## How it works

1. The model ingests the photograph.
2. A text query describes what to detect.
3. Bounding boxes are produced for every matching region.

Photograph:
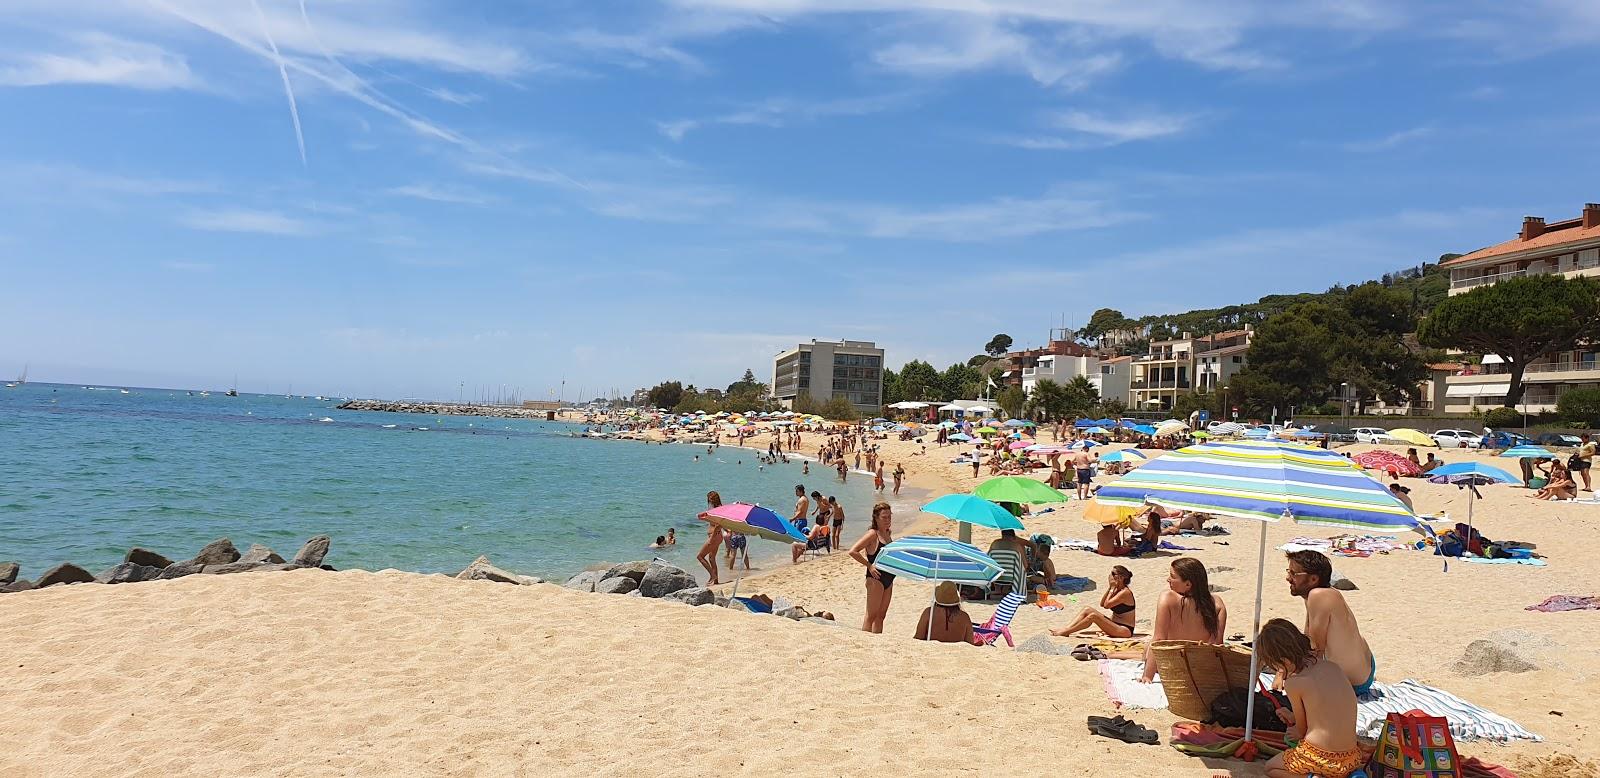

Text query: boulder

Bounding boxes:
[627,590,643,597]
[1330,571,1358,591]
[800,616,843,627]
[455,556,534,585]
[595,576,639,595]
[1,579,34,593]
[563,570,602,592]
[290,535,331,567]
[192,538,241,566]
[95,563,164,584]
[663,586,715,606]
[203,562,299,575]
[637,560,697,598]
[36,563,96,588]
[238,544,285,565]
[124,548,173,568]
[0,561,17,585]
[1013,635,1064,655]
[157,560,206,580]
[599,560,652,584]
[1453,639,1538,676]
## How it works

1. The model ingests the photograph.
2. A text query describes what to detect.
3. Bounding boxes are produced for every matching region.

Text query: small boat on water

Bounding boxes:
[119,389,130,394]
[5,364,27,388]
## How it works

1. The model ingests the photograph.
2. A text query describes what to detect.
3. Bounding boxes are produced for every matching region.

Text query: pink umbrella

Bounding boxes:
[1008,440,1032,450]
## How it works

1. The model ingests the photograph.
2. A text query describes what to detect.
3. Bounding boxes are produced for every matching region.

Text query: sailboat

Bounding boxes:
[226,374,238,397]
[4,364,26,388]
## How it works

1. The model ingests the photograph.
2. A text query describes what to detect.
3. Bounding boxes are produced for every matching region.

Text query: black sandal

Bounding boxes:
[1087,716,1159,745]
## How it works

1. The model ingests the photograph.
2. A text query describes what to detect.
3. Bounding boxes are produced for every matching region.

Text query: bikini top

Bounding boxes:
[1110,602,1135,615]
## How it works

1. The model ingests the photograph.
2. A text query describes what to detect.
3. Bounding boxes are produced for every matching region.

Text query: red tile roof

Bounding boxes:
[1443,217,1600,267]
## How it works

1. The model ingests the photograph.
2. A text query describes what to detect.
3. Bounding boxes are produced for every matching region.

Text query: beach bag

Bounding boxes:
[1367,709,1459,778]
[1206,688,1286,731]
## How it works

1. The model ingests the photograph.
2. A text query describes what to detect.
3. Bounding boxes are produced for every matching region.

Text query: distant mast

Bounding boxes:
[226,374,238,397]
[4,363,23,388]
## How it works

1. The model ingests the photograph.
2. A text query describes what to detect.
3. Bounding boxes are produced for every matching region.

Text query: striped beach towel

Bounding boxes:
[1356,680,1541,743]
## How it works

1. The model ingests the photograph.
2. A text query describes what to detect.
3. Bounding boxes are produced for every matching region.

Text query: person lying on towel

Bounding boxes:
[1256,619,1364,778]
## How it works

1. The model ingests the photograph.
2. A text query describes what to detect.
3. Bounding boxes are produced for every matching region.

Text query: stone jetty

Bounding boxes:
[337,399,560,420]
[0,535,337,593]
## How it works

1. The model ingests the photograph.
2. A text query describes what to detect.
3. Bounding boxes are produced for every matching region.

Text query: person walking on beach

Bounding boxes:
[697,491,726,586]
[1286,550,1376,697]
[874,462,885,491]
[1257,619,1363,778]
[1072,448,1093,500]
[850,502,895,633]
[1577,433,1595,491]
[892,463,904,496]
[836,458,848,482]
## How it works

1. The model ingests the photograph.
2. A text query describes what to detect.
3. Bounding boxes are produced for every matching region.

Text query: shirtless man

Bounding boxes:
[792,485,810,529]
[1286,550,1376,697]
[1071,448,1093,500]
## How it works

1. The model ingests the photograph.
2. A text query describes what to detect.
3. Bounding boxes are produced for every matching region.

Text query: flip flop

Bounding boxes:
[1087,716,1159,745]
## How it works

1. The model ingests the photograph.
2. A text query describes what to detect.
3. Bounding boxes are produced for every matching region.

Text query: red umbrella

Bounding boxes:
[1351,450,1421,477]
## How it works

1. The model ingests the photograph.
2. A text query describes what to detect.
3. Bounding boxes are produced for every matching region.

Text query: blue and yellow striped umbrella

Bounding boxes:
[872,536,1003,584]
[1096,439,1419,532]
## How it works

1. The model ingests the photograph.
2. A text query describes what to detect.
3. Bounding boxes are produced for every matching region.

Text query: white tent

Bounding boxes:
[937,403,964,412]
[888,401,930,409]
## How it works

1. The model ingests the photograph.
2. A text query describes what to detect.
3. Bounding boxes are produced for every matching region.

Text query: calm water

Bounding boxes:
[0,384,893,580]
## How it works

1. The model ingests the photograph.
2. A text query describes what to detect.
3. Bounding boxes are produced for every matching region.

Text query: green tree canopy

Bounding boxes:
[984,333,1014,357]
[646,380,684,409]
[939,362,984,401]
[1080,308,1136,343]
[1419,275,1600,408]
[1558,387,1600,427]
[997,384,1027,417]
[726,368,766,397]
[897,359,940,401]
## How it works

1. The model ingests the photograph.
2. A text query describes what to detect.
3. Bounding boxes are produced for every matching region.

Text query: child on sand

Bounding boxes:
[1257,618,1364,778]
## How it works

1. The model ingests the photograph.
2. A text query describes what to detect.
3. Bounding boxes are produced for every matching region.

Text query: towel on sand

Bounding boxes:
[1460,555,1547,566]
[1098,659,1170,711]
[1527,594,1600,612]
[1053,575,1093,594]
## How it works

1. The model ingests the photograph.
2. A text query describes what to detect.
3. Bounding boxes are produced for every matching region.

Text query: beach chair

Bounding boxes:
[971,592,1025,647]
[987,548,1028,599]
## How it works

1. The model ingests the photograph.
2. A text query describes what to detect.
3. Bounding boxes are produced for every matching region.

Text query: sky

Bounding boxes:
[2,1,1599,401]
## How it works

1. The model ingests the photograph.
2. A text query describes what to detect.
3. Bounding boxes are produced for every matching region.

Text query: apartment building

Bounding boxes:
[1440,203,1600,413]
[1002,332,1132,406]
[772,339,885,414]
[1130,328,1254,411]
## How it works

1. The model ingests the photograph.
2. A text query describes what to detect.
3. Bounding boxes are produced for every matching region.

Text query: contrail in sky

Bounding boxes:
[249,0,307,165]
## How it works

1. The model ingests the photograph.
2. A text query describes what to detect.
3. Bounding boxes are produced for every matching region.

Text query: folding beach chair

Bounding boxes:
[986,548,1028,599]
[971,592,1025,647]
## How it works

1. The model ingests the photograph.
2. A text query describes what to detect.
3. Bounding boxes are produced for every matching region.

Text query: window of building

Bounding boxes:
[1232,356,1242,364]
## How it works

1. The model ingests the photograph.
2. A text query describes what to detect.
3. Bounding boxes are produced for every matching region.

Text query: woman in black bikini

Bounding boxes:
[1050,565,1136,638]
[849,501,895,633]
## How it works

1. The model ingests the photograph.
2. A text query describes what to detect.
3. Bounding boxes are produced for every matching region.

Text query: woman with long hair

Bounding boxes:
[1140,557,1228,682]
[1050,565,1136,638]
[849,502,895,633]
[696,490,726,586]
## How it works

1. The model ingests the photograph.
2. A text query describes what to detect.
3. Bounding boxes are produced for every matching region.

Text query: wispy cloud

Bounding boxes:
[384,183,493,205]
[1000,108,1196,150]
[425,87,482,105]
[178,208,315,236]
[0,33,199,90]
[1341,125,1433,152]
[657,92,918,140]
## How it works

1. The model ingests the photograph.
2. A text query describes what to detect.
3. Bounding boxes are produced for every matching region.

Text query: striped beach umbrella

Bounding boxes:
[872,536,1004,584]
[1098,449,1148,464]
[1095,439,1421,745]
[1500,445,1555,460]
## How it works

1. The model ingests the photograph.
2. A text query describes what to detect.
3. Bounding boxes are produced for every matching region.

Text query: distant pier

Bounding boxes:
[337,398,566,420]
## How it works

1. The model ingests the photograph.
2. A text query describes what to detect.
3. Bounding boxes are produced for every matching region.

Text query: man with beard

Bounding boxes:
[1285,550,1376,697]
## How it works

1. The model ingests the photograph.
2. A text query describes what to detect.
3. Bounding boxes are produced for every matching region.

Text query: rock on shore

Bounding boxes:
[3,535,335,593]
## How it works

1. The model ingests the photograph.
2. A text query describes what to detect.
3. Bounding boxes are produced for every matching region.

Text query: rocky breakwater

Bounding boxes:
[0,535,336,594]
[337,399,557,420]
[562,558,840,624]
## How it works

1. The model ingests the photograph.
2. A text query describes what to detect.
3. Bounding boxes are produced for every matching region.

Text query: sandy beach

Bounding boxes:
[4,428,1599,776]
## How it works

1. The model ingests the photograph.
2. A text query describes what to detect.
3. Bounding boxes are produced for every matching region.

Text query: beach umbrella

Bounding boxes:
[1073,419,1097,428]
[974,476,1070,504]
[1007,439,1032,450]
[1190,430,1211,439]
[937,403,964,412]
[948,432,973,442]
[1096,418,1117,427]
[976,426,998,436]
[1085,426,1111,435]
[873,535,1004,640]
[1209,422,1245,435]
[1098,449,1148,464]
[1427,462,1522,565]
[1003,419,1028,427]
[1132,424,1158,436]
[1083,496,1143,527]
[700,502,808,544]
[937,420,958,428]
[921,494,1025,530]
[1350,450,1422,478]
[1387,428,1438,447]
[870,417,889,423]
[1500,445,1555,460]
[1242,427,1270,439]
[1068,439,1100,450]
[1096,439,1420,745]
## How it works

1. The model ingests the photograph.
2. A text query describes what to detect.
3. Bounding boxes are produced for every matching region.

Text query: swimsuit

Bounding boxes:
[726,533,746,550]
[1353,652,1377,697]
[1281,741,1367,778]
[866,538,895,590]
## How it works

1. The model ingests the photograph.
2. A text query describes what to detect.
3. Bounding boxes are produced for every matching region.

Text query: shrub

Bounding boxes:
[1557,388,1600,427]
[1482,407,1522,429]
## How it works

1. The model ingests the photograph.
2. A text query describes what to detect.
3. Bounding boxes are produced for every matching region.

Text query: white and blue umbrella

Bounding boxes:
[1098,449,1148,464]
[1085,426,1112,435]
[1499,445,1555,460]
[1428,462,1522,562]
[874,536,1004,641]
[921,494,1025,530]
[1068,439,1100,450]
[1097,439,1421,744]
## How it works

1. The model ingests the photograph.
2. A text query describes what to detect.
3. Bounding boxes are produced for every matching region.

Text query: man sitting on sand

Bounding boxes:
[914,582,974,644]
[1257,618,1364,778]
[1286,550,1376,697]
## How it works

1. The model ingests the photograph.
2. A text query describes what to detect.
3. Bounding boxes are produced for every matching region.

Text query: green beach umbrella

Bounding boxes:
[974,476,1070,504]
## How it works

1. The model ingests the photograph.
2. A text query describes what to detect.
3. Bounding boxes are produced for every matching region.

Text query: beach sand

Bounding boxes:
[4,429,1599,776]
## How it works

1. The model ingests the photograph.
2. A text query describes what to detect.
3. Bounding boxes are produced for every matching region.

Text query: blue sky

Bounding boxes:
[2,1,1599,400]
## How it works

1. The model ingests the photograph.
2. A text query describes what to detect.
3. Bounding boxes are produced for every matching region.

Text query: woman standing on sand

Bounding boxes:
[1140,557,1227,683]
[697,491,726,586]
[850,502,895,633]
[892,464,905,496]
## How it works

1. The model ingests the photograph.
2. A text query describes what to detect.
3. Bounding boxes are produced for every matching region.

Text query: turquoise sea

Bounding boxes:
[0,383,895,580]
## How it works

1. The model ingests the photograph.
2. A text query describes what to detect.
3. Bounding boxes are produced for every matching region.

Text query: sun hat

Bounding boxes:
[934,581,961,607]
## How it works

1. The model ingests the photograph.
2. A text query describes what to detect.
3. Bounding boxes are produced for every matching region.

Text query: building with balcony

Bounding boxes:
[1000,331,1133,407]
[1439,203,1600,412]
[772,339,885,414]
[1129,328,1254,411]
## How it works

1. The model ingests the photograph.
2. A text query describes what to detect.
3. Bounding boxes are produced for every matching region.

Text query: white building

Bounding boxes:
[772,339,885,414]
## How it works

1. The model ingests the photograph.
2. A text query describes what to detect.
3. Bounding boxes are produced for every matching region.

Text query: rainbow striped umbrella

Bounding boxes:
[700,503,807,544]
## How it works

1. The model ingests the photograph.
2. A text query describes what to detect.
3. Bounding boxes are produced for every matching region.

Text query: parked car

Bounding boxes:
[1479,430,1530,449]
[1432,429,1483,449]
[1535,432,1584,448]
[1352,427,1391,444]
